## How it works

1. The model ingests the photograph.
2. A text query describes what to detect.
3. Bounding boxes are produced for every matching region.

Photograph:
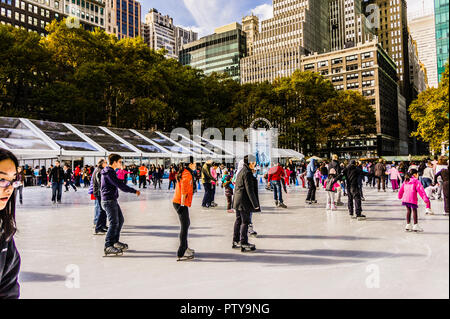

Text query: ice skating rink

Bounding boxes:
[15,183,449,299]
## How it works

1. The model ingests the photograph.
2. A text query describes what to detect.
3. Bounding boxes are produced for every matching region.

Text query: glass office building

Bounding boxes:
[178,23,247,82]
[116,0,140,39]
[435,0,449,83]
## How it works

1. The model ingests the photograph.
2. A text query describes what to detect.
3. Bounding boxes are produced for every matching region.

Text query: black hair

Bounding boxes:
[108,153,122,165]
[405,169,418,183]
[176,162,187,182]
[0,148,19,242]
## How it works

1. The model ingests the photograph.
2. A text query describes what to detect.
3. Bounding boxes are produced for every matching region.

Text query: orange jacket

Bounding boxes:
[173,169,194,207]
[139,166,148,176]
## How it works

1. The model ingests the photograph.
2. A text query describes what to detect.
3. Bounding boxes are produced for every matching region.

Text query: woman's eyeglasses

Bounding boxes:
[0,179,21,189]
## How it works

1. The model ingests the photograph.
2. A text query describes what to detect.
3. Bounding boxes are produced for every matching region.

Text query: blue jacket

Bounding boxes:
[306,159,316,179]
[100,166,136,201]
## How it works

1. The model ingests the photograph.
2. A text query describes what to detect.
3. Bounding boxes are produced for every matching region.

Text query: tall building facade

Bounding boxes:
[408,12,438,88]
[242,14,259,56]
[329,0,375,51]
[104,0,116,36]
[301,40,401,157]
[179,23,247,82]
[142,8,197,59]
[408,34,427,93]
[0,0,106,35]
[434,0,449,82]
[115,0,140,40]
[241,0,329,84]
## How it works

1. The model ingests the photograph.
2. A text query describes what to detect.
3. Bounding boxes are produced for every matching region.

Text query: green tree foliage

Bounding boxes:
[409,62,449,152]
[0,21,378,154]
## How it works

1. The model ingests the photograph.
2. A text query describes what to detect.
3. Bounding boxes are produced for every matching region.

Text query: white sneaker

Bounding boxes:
[405,223,412,232]
[425,208,434,215]
[412,224,424,232]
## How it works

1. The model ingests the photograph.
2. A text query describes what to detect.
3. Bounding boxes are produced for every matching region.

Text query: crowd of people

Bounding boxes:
[2,147,448,298]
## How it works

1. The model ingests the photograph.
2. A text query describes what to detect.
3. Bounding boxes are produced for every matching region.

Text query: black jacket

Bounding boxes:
[49,166,64,183]
[92,167,102,198]
[328,160,341,175]
[232,164,260,212]
[0,237,20,299]
[339,164,368,188]
[63,168,73,182]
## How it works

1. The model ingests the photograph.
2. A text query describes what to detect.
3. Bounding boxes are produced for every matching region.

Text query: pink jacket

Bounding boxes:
[388,167,401,180]
[210,167,217,186]
[398,177,430,208]
[116,169,131,181]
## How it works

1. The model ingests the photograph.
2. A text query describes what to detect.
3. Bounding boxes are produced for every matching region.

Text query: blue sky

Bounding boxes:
[138,0,433,37]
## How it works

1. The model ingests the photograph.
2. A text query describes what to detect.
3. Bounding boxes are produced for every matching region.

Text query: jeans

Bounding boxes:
[16,186,23,203]
[102,200,124,248]
[51,181,63,202]
[233,209,251,244]
[422,177,432,189]
[306,177,316,201]
[173,203,190,258]
[94,198,107,232]
[347,186,362,216]
[65,180,77,191]
[271,180,283,203]
[202,183,212,207]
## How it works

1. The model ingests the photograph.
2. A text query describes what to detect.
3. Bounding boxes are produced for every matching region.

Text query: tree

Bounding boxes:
[409,62,449,152]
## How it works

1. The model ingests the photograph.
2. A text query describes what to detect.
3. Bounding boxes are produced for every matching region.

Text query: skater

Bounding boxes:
[324,168,340,211]
[16,166,24,205]
[168,167,177,190]
[388,164,401,192]
[374,159,386,192]
[421,161,435,189]
[232,155,260,252]
[288,159,297,186]
[0,149,21,299]
[306,158,317,204]
[63,164,77,192]
[48,160,64,205]
[172,158,197,261]
[398,169,432,232]
[267,163,287,208]
[222,170,234,213]
[101,154,141,256]
[91,159,108,235]
[201,159,216,209]
[138,164,148,189]
[434,165,449,216]
[338,160,368,220]
[210,163,219,207]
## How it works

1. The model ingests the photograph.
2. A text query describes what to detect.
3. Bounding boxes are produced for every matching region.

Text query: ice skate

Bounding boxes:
[93,229,106,235]
[350,214,357,219]
[425,208,434,215]
[326,204,331,210]
[114,242,128,251]
[443,212,449,216]
[227,209,234,213]
[405,223,412,232]
[356,214,367,221]
[331,204,337,211]
[278,202,287,208]
[412,224,423,232]
[241,243,256,252]
[177,249,194,261]
[104,246,123,257]
[248,224,258,238]
[275,200,279,207]
[232,241,241,249]
[336,201,344,206]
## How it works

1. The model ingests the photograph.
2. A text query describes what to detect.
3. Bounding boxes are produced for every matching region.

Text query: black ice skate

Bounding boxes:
[241,243,256,252]
[356,214,367,221]
[104,246,123,257]
[232,241,241,249]
[248,224,258,238]
[114,242,128,251]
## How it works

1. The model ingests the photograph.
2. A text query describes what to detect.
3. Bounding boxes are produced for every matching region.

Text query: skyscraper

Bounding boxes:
[241,0,329,84]
[434,0,449,83]
[242,14,259,56]
[115,0,140,40]
[141,8,197,59]
[408,11,438,88]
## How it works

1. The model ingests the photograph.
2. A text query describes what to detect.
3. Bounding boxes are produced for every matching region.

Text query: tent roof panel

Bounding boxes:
[72,124,135,153]
[0,117,54,151]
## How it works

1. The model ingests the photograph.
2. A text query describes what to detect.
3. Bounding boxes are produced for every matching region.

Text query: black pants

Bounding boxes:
[139,175,146,188]
[168,180,176,189]
[306,177,316,201]
[202,183,212,207]
[65,180,77,191]
[375,176,385,190]
[347,186,362,216]
[233,209,251,244]
[154,178,161,189]
[173,203,190,258]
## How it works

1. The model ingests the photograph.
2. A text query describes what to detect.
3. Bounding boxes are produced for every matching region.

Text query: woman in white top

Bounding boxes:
[422,161,435,189]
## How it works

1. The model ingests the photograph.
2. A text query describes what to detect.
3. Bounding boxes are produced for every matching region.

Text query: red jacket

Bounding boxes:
[268,165,285,182]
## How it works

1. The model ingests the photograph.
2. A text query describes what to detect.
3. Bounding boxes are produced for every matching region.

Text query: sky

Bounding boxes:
[138,0,434,37]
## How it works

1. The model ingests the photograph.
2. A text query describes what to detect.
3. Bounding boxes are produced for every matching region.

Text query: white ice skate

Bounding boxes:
[326,204,331,211]
[412,224,424,232]
[248,224,258,238]
[405,223,412,232]
[177,249,194,261]
[425,208,434,215]
[331,204,337,211]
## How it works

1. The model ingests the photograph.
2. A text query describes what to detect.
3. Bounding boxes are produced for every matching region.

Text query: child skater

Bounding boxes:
[222,170,234,213]
[388,164,401,192]
[324,168,340,211]
[398,169,433,232]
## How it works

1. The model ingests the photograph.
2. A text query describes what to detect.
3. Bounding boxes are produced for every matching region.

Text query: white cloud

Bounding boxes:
[182,0,240,37]
[251,3,273,21]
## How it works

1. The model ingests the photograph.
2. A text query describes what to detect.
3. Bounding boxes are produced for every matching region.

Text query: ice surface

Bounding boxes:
[15,182,449,299]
